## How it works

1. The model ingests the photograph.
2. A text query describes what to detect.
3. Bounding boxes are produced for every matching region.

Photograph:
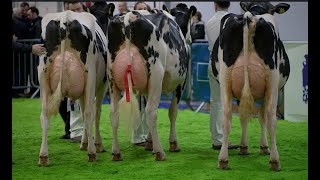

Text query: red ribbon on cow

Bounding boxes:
[124,64,134,102]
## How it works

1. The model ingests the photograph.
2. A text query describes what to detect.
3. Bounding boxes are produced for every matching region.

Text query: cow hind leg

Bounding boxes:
[110,85,122,161]
[146,76,165,161]
[258,103,270,155]
[94,85,107,153]
[168,89,181,152]
[217,71,233,170]
[38,74,51,166]
[79,99,88,151]
[238,117,249,155]
[266,97,281,171]
[265,74,281,171]
[145,130,153,151]
[81,68,98,162]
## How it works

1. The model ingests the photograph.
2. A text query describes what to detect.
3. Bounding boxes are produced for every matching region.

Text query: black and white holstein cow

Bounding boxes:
[37,8,114,165]
[106,5,196,161]
[210,2,290,171]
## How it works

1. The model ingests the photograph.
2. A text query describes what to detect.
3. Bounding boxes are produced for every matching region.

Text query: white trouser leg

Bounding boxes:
[208,62,223,145]
[131,96,147,144]
[68,99,84,138]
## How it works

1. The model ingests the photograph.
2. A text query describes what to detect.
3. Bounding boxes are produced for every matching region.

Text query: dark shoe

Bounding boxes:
[69,136,82,143]
[60,134,70,139]
[212,142,240,150]
[133,141,147,146]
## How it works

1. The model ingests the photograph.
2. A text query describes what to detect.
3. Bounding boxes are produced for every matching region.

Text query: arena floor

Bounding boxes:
[12,99,308,179]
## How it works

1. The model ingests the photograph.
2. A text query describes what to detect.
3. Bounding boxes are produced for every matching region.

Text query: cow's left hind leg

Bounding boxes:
[110,85,122,161]
[217,68,233,170]
[145,130,153,151]
[238,118,249,155]
[94,85,107,153]
[168,90,181,152]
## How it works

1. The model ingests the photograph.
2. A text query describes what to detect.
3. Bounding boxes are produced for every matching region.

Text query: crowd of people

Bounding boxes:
[12,1,240,150]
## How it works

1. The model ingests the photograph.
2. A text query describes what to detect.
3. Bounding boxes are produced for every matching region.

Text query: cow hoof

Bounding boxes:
[38,156,49,166]
[259,146,270,155]
[112,153,123,161]
[80,142,88,151]
[88,153,98,162]
[269,160,281,171]
[218,160,229,170]
[95,143,106,153]
[238,146,249,155]
[169,141,181,152]
[145,141,153,151]
[155,152,166,161]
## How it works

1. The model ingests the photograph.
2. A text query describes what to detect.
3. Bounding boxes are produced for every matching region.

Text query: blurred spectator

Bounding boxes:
[63,1,69,11]
[190,12,205,41]
[89,1,109,33]
[134,1,150,10]
[27,7,42,39]
[20,2,29,22]
[115,2,130,16]
[12,35,46,56]
[68,1,84,13]
[85,2,93,8]
[12,8,29,39]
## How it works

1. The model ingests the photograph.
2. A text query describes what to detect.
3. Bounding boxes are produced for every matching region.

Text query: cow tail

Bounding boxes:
[47,18,66,116]
[239,12,255,122]
[118,22,141,141]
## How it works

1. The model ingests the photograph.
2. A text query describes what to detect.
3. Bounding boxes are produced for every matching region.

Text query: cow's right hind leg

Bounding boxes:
[238,117,249,155]
[146,74,165,161]
[258,103,270,155]
[38,73,51,166]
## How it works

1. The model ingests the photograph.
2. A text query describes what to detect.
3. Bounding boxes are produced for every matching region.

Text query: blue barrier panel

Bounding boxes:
[191,43,210,102]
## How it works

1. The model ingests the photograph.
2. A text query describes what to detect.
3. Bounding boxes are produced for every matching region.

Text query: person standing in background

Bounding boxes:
[115,2,130,16]
[206,1,240,150]
[190,12,206,42]
[27,7,42,39]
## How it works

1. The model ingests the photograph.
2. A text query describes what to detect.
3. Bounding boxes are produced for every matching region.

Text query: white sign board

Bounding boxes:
[283,42,308,122]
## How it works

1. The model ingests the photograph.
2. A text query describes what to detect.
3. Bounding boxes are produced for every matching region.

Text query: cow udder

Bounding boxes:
[231,51,267,100]
[112,46,148,94]
[49,51,85,100]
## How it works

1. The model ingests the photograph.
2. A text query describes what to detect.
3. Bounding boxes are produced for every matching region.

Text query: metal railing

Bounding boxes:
[12,39,41,98]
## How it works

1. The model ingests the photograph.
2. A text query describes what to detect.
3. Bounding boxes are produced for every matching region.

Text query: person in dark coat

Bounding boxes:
[26,7,42,39]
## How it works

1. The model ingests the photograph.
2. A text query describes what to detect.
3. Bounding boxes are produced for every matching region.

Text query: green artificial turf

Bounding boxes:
[12,99,308,180]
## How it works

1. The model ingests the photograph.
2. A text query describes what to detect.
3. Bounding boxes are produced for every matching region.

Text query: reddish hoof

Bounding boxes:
[145,141,153,151]
[238,146,250,155]
[259,146,270,155]
[38,156,49,166]
[95,143,106,153]
[269,160,281,171]
[218,160,229,170]
[80,142,88,151]
[155,152,166,161]
[88,153,98,162]
[169,141,181,152]
[112,153,123,161]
